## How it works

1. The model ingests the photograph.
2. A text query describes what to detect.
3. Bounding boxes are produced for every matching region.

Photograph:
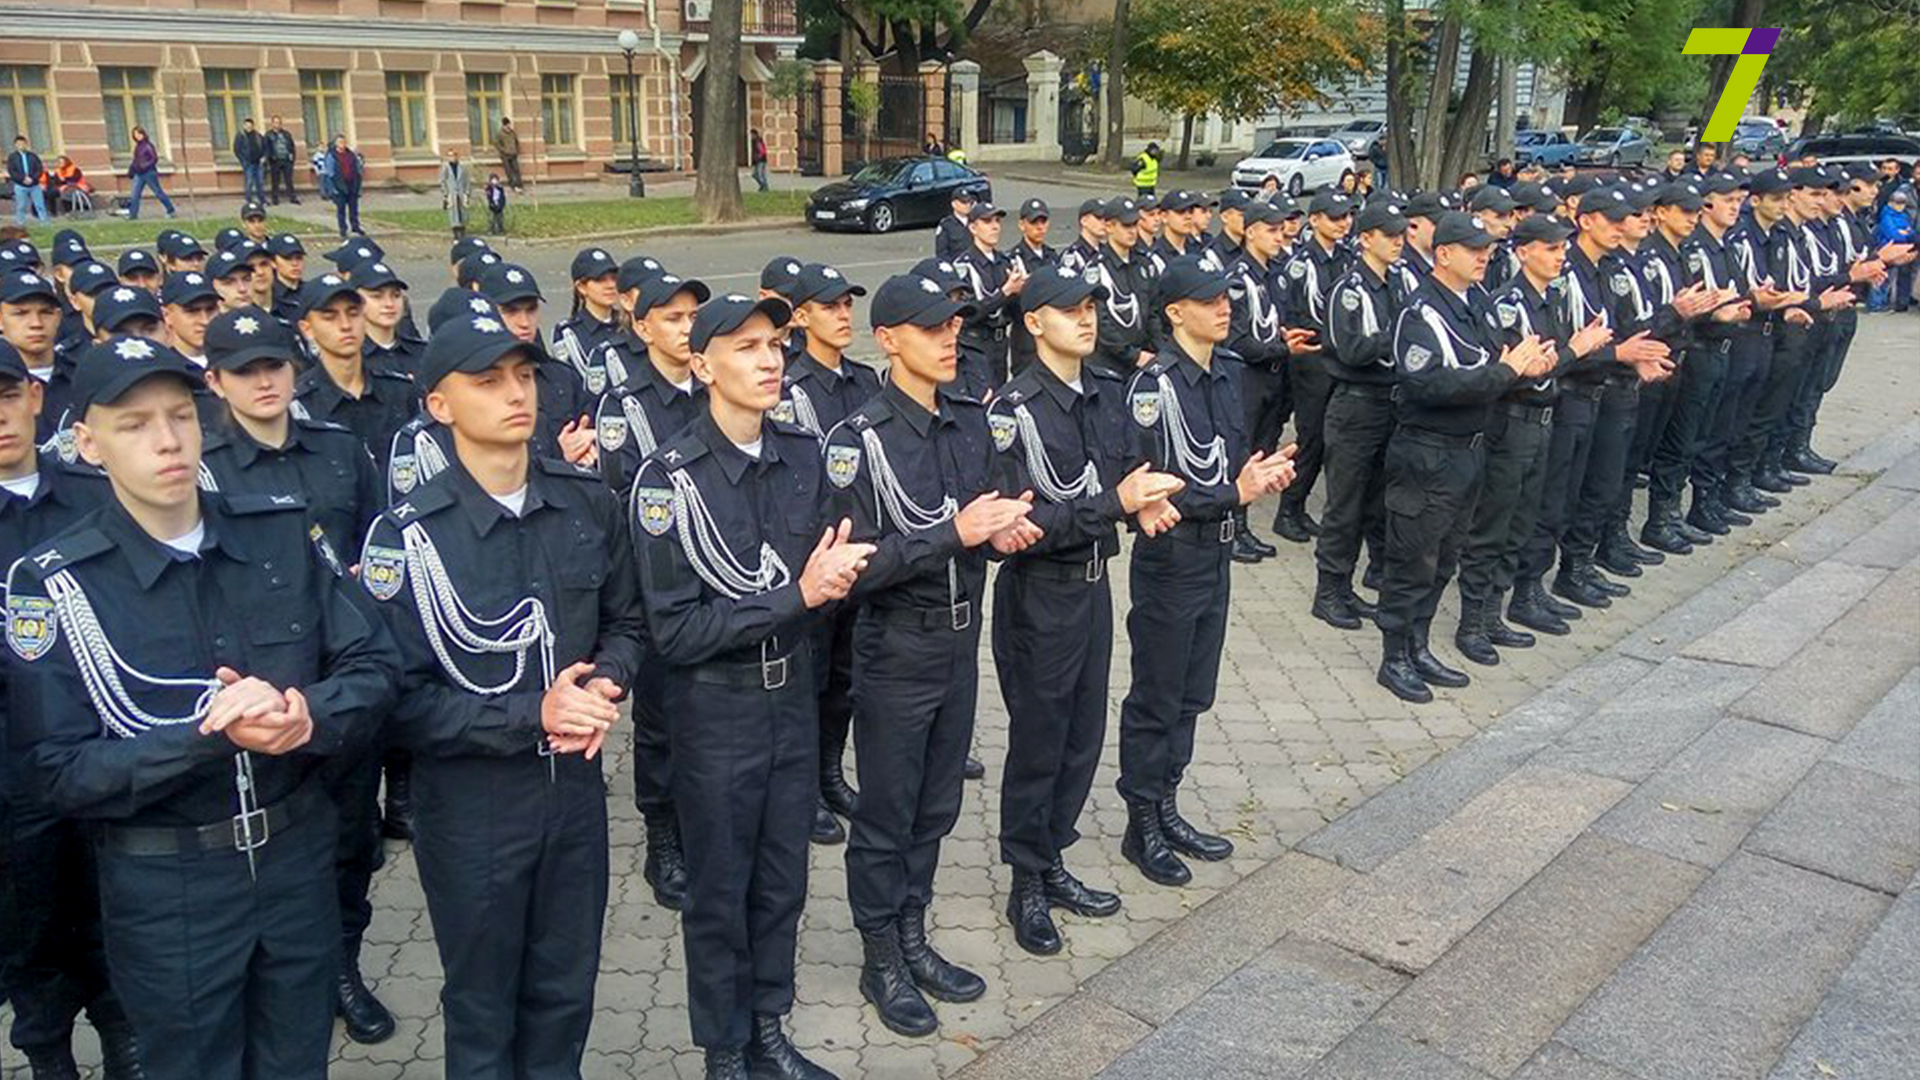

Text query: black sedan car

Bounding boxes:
[806,156,991,234]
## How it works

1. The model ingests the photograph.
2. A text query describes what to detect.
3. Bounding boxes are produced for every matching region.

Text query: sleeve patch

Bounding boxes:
[362,544,407,602]
[826,445,862,489]
[634,486,676,536]
[6,592,57,661]
[597,414,629,452]
[1131,390,1161,428]
[390,453,418,495]
[1340,288,1361,311]
[310,524,346,578]
[1404,344,1433,372]
[989,413,1017,452]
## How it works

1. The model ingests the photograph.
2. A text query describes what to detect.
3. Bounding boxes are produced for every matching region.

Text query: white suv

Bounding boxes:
[1231,138,1355,196]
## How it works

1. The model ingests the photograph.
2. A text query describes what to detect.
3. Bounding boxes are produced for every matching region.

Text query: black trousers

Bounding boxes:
[95,785,338,1080]
[1277,353,1334,515]
[1697,334,1762,487]
[1519,387,1600,581]
[320,733,385,959]
[413,750,609,1079]
[670,646,817,1051]
[267,160,296,203]
[1722,330,1777,481]
[845,607,980,932]
[1239,363,1290,455]
[994,557,1113,873]
[632,659,675,819]
[1117,532,1229,804]
[1459,404,1554,605]
[1752,324,1814,468]
[1377,428,1486,639]
[0,801,126,1056]
[1624,368,1680,511]
[1651,342,1728,505]
[813,606,857,775]
[1564,379,1638,560]
[1314,383,1394,581]
[1788,313,1855,445]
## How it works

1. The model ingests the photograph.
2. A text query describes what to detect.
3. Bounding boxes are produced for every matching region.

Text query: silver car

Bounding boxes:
[1572,126,1653,168]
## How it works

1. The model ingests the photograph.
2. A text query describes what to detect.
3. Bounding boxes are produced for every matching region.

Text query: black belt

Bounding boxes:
[1561,381,1604,401]
[1332,381,1395,399]
[1399,426,1484,449]
[869,600,975,632]
[689,642,800,692]
[964,327,1009,343]
[1165,517,1236,545]
[1499,401,1553,425]
[1015,550,1107,583]
[101,781,320,858]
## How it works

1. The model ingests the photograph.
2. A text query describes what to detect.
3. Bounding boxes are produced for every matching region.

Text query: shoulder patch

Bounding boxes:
[1497,301,1520,329]
[362,543,406,601]
[633,486,675,536]
[1131,389,1161,428]
[989,413,1017,452]
[597,412,629,452]
[1340,288,1361,312]
[769,398,797,425]
[1404,344,1433,372]
[6,589,57,662]
[825,444,862,488]
[390,452,418,495]
[1611,272,1633,297]
[1288,260,1307,280]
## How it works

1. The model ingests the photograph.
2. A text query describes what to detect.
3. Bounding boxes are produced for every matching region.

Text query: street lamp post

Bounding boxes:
[618,29,646,197]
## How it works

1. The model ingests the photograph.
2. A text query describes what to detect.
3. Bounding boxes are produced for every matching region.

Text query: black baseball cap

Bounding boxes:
[1653,182,1706,211]
[325,238,384,271]
[449,236,491,265]
[456,250,504,288]
[570,247,619,281]
[1557,174,1600,198]
[161,270,219,306]
[428,287,498,334]
[1433,212,1496,249]
[50,232,92,267]
[1154,257,1230,304]
[1622,182,1660,212]
[1355,202,1408,236]
[1270,194,1305,218]
[353,261,408,291]
[632,272,712,318]
[1098,197,1141,224]
[1219,189,1253,213]
[71,336,200,412]
[298,272,363,316]
[1701,172,1744,196]
[205,250,250,282]
[205,306,297,371]
[689,293,791,353]
[1163,190,1217,212]
[1578,185,1638,222]
[266,233,306,258]
[1020,262,1108,312]
[967,202,1008,223]
[1243,202,1290,227]
[1077,198,1106,219]
[0,241,39,269]
[1467,186,1519,214]
[1748,168,1793,195]
[0,269,58,305]
[68,261,118,297]
[1136,194,1160,212]
[1404,191,1451,221]
[157,234,205,260]
[479,263,544,306]
[116,250,160,278]
[1308,190,1356,217]
[948,188,979,204]
[420,309,537,390]
[790,263,866,307]
[760,257,805,298]
[1788,166,1829,190]
[92,285,164,332]
[1511,214,1574,246]
[1510,182,1559,214]
[214,227,248,252]
[1018,198,1050,221]
[908,258,967,293]
[869,273,977,329]
[618,256,665,293]
[0,341,29,383]
[240,201,267,221]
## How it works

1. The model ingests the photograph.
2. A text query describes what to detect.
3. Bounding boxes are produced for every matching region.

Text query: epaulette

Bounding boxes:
[201,428,235,453]
[767,417,818,442]
[537,455,603,482]
[1141,356,1171,377]
[294,416,353,435]
[386,481,456,522]
[646,435,708,470]
[222,492,308,515]
[17,527,113,576]
[1086,366,1125,384]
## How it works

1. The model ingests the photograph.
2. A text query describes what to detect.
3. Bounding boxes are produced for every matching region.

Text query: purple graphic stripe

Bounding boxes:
[1744,27,1781,54]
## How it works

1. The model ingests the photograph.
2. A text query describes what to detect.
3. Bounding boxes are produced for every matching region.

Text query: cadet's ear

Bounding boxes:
[424,387,454,428]
[688,350,716,387]
[73,420,103,468]
[873,324,897,358]
[1022,308,1042,337]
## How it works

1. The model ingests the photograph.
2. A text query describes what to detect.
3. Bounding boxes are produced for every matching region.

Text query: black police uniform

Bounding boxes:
[1008,239,1056,376]
[6,488,394,1080]
[1226,246,1293,460]
[954,241,1019,395]
[0,456,133,1076]
[1697,212,1773,515]
[363,328,426,382]
[1621,225,1699,549]
[1786,200,1863,463]
[1376,274,1514,696]
[292,358,416,472]
[594,341,706,499]
[1665,217,1744,530]
[1316,258,1401,614]
[1275,233,1350,535]
[1749,205,1831,488]
[362,453,643,1078]
[631,407,828,1059]
[934,212,972,261]
[1088,239,1158,378]
[1059,237,1100,278]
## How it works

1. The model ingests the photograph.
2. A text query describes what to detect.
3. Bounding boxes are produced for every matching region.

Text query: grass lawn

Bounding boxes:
[17,214,313,250]
[361,190,811,239]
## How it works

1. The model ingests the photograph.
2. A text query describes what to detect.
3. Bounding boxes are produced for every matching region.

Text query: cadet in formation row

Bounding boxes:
[0,150,1908,1080]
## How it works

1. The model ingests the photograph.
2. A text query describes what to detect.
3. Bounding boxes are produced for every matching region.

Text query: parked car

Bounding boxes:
[805,156,991,234]
[1231,137,1355,196]
[1571,126,1654,168]
[1515,129,1580,167]
[1330,119,1385,156]
[1730,117,1790,159]
[1785,132,1920,169]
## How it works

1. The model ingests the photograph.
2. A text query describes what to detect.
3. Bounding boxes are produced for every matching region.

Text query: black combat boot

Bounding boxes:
[1552,557,1612,609]
[1507,578,1570,636]
[1310,573,1362,630]
[704,1048,750,1080]
[899,903,985,1003]
[1597,528,1647,576]
[1410,622,1470,688]
[858,923,937,1037]
[1121,798,1191,886]
[1579,560,1629,597]
[820,740,859,819]
[1730,476,1779,508]
[1686,488,1730,535]
[1271,503,1312,543]
[1043,856,1121,917]
[1483,591,1536,649]
[1707,485,1751,527]
[1158,786,1233,861]
[336,948,397,1045]
[1638,503,1691,557]
[747,1013,837,1079]
[96,1016,148,1080]
[1348,586,1378,621]
[1006,870,1062,956]
[1230,525,1269,564]
[1453,598,1499,667]
[643,812,690,910]
[1238,508,1277,557]
[381,761,415,841]
[810,799,846,846]
[25,1047,81,1080]
[1376,632,1432,703]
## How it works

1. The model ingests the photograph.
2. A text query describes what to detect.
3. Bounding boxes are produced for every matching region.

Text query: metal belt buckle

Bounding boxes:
[231,807,271,853]
[1541,406,1554,426]
[1470,432,1485,450]
[762,656,789,691]
[1218,518,1236,544]
[1085,556,1104,583]
[1719,339,1732,355]
[950,601,973,632]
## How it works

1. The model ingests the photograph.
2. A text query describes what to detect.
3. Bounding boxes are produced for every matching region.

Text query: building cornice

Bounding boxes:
[0,5,687,54]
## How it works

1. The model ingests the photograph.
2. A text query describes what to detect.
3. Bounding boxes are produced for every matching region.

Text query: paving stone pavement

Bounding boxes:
[5,313,1918,1079]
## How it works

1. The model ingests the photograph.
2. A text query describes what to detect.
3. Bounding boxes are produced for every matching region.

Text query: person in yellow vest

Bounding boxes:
[946,146,969,166]
[1132,143,1161,199]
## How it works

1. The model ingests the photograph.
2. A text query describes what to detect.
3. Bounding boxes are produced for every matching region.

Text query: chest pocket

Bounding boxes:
[556,514,609,594]
[241,556,322,671]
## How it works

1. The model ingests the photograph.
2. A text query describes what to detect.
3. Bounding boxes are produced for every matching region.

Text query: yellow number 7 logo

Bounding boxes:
[1685,28,1780,143]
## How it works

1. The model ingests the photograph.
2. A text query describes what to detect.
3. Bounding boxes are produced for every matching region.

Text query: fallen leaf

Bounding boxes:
[1660,801,1683,812]
[1815,1061,1838,1077]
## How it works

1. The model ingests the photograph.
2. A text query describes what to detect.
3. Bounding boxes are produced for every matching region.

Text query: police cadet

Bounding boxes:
[953,201,1029,395]
[1224,201,1313,564]
[1314,201,1410,629]
[555,247,625,399]
[266,235,306,323]
[5,333,395,1080]
[1271,189,1354,544]
[1729,168,1819,502]
[1760,168,1863,486]
[1373,214,1556,703]
[116,250,161,296]
[448,236,491,286]
[61,261,116,356]
[1461,215,1614,651]
[988,265,1185,956]
[358,312,644,1077]
[1008,199,1057,377]
[1209,189,1250,270]
[1688,169,1775,529]
[155,233,207,277]
[1150,190,1211,266]
[1085,198,1158,377]
[934,188,978,261]
[476,262,599,465]
[202,249,253,315]
[1400,192,1448,285]
[776,263,881,846]
[291,273,416,462]
[47,232,94,348]
[1136,194,1165,249]
[822,273,1040,1038]
[1,270,63,441]
[594,269,712,909]
[1119,257,1295,882]
[631,292,869,1080]
[0,340,140,1080]
[1058,198,1107,276]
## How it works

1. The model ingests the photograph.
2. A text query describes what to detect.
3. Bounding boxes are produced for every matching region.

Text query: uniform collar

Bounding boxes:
[693,409,784,485]
[102,493,250,591]
[222,418,317,467]
[1030,359,1095,409]
[881,379,953,437]
[790,349,854,387]
[628,350,697,406]
[1163,341,1225,385]
[444,454,557,537]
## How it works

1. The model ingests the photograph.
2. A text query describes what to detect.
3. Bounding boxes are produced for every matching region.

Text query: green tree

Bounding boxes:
[1766,0,1920,130]
[801,0,995,69]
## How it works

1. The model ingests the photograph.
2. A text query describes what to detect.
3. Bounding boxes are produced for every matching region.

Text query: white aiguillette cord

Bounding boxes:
[665,467,791,600]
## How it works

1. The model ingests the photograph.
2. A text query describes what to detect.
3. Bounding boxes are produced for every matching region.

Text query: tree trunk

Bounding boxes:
[1383,0,1416,187]
[1103,0,1131,167]
[1440,45,1497,188]
[1177,112,1195,169]
[1495,54,1517,157]
[1416,15,1463,190]
[1697,0,1769,154]
[696,0,747,223]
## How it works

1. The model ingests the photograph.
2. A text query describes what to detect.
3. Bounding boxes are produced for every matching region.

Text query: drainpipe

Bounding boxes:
[644,0,685,171]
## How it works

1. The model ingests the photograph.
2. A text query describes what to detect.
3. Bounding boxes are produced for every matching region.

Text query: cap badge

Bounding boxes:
[115,338,156,360]
[234,316,260,335]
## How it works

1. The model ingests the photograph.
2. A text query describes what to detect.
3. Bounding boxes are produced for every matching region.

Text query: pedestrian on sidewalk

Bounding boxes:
[8,135,49,223]
[439,148,472,241]
[124,126,176,220]
[232,116,268,206]
[325,135,365,237]
[266,115,300,204]
[485,173,507,235]
[494,118,523,192]
[750,128,770,192]
[1130,142,1160,199]
[1873,189,1914,313]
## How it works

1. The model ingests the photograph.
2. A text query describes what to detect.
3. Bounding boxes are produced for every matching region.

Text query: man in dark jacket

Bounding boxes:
[232,118,268,207]
[7,136,48,224]
[265,116,299,205]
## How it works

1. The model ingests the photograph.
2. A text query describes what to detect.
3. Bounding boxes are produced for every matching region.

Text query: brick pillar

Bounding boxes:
[919,60,946,148]
[816,61,844,177]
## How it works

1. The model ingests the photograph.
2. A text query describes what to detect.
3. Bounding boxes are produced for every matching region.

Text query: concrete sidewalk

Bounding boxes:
[959,419,1920,1080]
